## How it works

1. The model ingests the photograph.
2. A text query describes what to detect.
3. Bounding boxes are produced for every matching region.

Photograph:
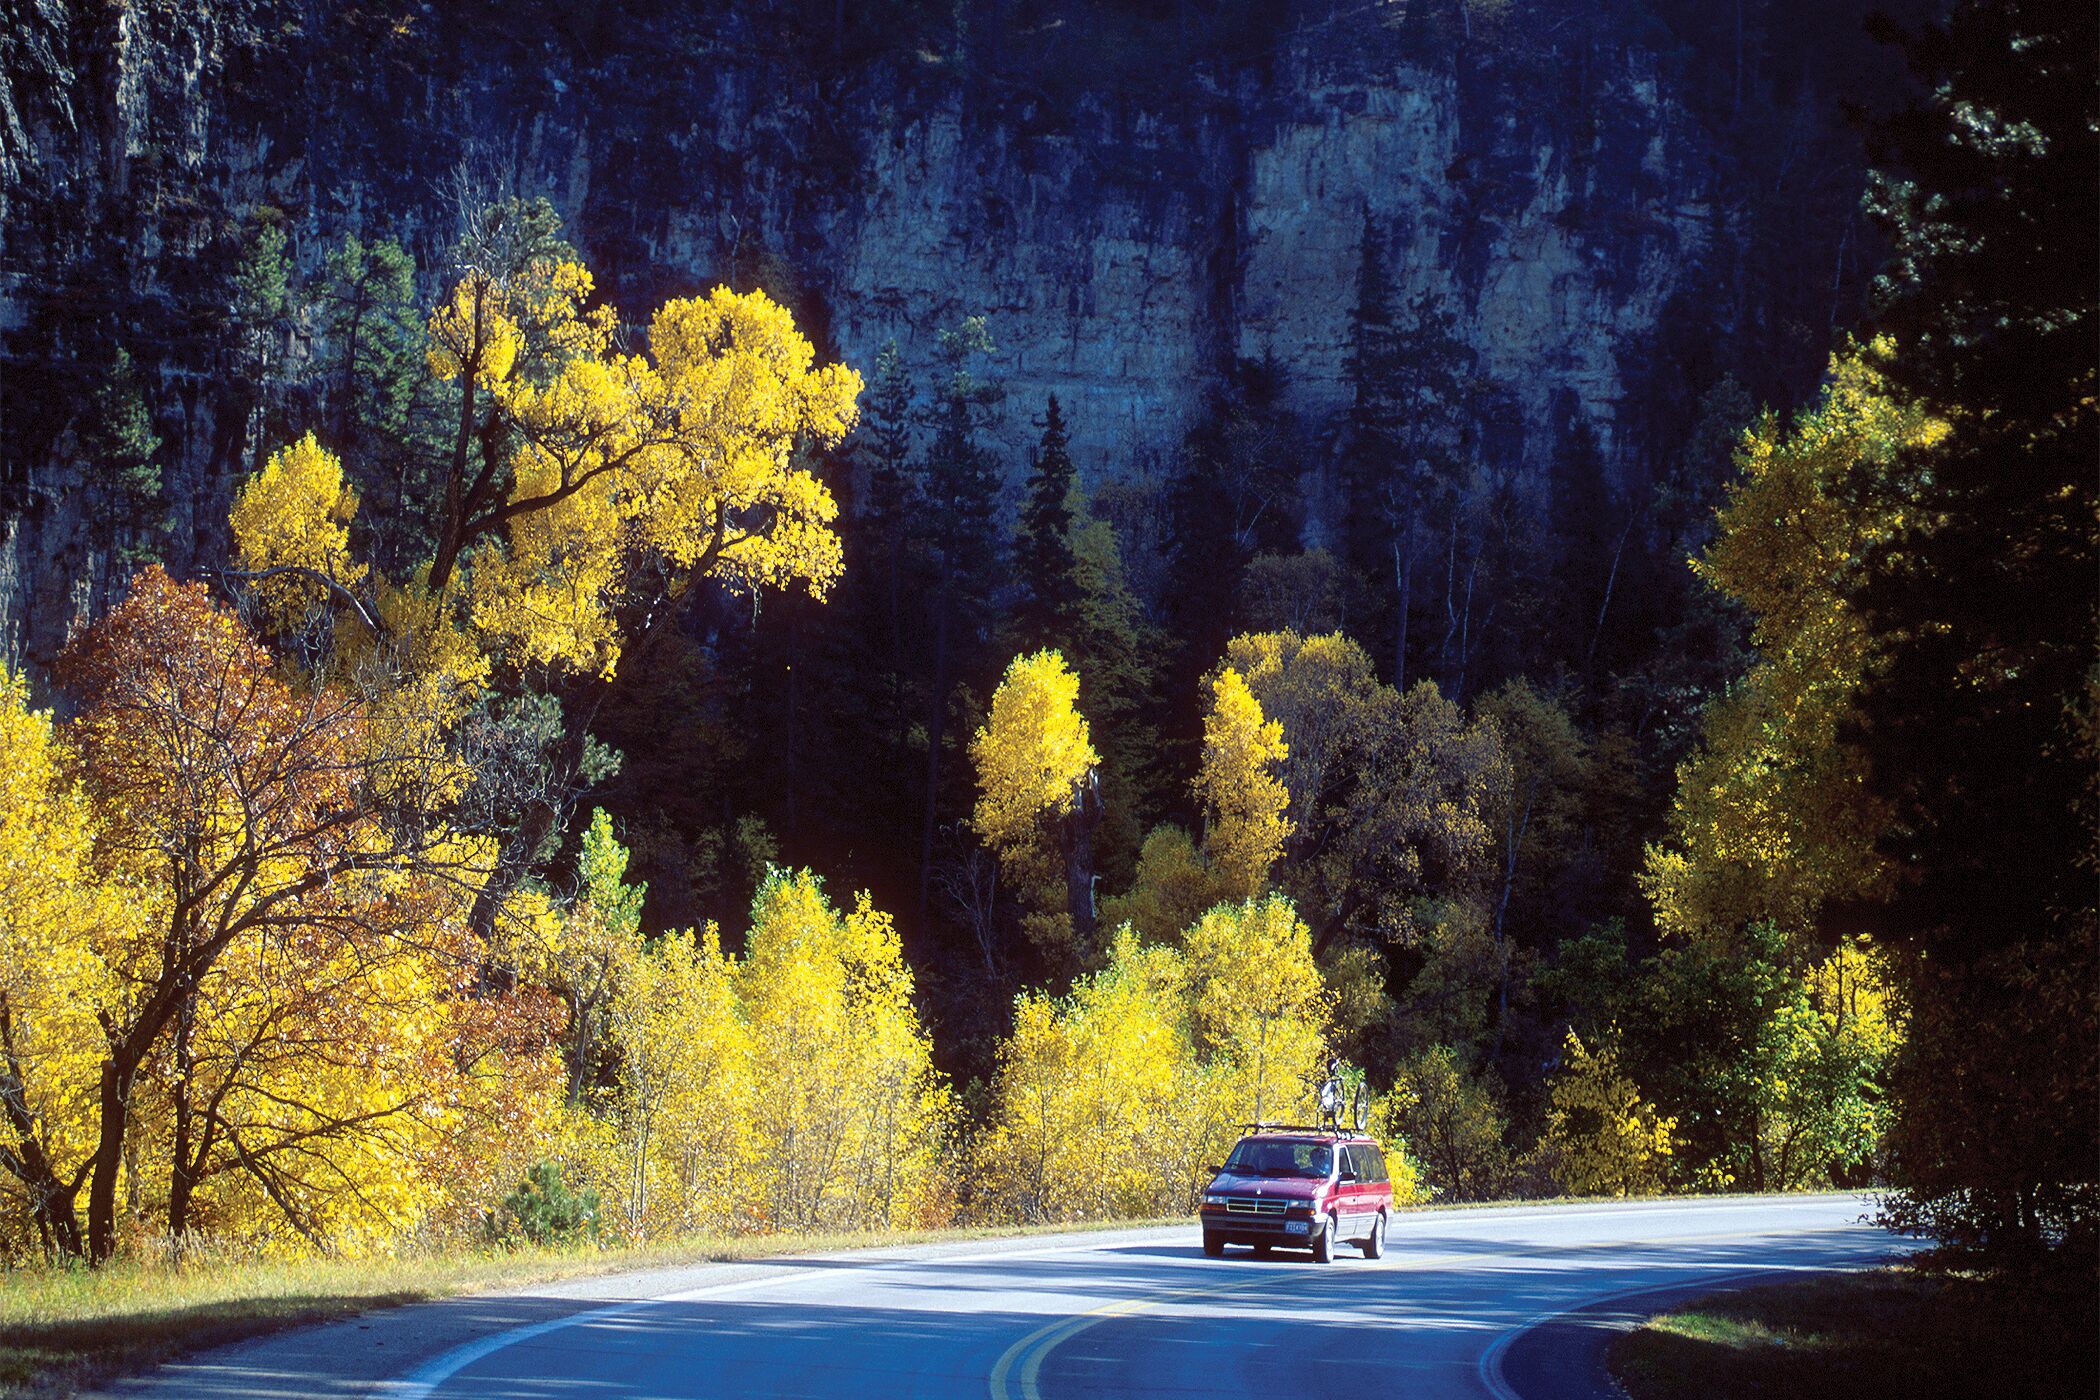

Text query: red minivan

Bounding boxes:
[1199,1129,1394,1262]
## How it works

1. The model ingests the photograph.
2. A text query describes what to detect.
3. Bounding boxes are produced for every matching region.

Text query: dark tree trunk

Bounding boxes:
[0,1004,85,1258]
[917,593,952,923]
[429,361,478,594]
[86,1054,137,1263]
[167,994,198,1240]
[1061,769,1104,946]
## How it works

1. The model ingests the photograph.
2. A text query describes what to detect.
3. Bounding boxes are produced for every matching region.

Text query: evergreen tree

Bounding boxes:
[1623,374,1756,777]
[1013,395,1084,655]
[1851,0,2097,1252]
[315,234,439,571]
[1159,358,1305,759]
[916,318,1004,917]
[75,346,161,548]
[1544,416,1626,677]
[1851,0,2096,963]
[859,339,923,786]
[863,339,915,526]
[1340,213,1409,582]
[1339,215,1476,687]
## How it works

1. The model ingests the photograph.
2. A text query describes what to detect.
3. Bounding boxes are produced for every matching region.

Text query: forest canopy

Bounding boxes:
[0,0,2089,1276]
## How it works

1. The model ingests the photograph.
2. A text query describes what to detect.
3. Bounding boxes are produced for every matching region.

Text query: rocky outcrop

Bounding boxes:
[0,2,1801,665]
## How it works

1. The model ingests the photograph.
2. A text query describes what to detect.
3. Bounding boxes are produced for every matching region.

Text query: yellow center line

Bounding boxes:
[987,1272,1280,1400]
[987,1254,1488,1400]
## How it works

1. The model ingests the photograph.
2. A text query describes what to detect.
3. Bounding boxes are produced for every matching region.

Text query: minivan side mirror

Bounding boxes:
[1338,1169,1359,1183]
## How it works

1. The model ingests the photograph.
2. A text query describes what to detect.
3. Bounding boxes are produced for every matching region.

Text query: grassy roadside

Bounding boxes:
[1609,1260,2100,1400]
[0,1218,1185,1400]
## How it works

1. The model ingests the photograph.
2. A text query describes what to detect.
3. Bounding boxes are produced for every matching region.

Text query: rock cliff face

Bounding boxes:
[0,1,1809,665]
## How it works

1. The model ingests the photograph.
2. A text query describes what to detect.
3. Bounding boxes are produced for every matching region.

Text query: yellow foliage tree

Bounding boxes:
[972,929,1194,1222]
[1533,1028,1676,1197]
[530,833,951,1243]
[604,926,748,1240]
[224,432,365,628]
[236,278,859,685]
[1761,935,1904,1189]
[0,579,561,1262]
[1182,896,1326,1123]
[231,221,861,948]
[969,650,1102,949]
[738,870,951,1231]
[1642,346,1948,944]
[971,650,1098,853]
[0,667,124,1258]
[1194,669,1291,898]
[976,901,1343,1225]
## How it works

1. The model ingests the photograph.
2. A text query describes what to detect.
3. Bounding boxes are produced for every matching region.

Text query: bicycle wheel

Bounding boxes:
[1350,1083,1371,1132]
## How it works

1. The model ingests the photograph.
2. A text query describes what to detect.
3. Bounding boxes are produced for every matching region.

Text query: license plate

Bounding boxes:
[1285,1220,1310,1234]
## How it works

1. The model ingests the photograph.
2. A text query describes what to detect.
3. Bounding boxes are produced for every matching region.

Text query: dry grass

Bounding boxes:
[0,1218,1186,1399]
[1610,1259,2100,1400]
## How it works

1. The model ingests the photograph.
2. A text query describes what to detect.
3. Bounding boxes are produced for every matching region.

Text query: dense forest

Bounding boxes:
[0,0,2090,1270]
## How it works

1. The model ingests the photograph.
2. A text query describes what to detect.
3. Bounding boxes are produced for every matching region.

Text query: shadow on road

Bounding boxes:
[110,1217,1911,1399]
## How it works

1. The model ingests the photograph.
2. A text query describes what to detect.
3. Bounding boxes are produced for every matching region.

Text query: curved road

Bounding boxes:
[104,1195,1905,1400]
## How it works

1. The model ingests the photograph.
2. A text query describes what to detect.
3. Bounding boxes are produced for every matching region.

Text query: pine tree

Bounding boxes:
[1014,395,1084,654]
[1850,0,2097,1253]
[863,340,915,529]
[1851,0,2096,966]
[1544,416,1626,676]
[1339,214,1476,687]
[1160,359,1302,775]
[916,318,1004,918]
[76,347,161,546]
[1339,215,1405,598]
[315,234,436,571]
[859,339,921,785]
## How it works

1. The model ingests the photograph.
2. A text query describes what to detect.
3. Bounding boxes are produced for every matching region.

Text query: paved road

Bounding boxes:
[105,1195,1906,1400]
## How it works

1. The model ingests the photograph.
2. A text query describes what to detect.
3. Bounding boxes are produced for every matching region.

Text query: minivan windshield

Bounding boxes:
[1224,1140,1333,1178]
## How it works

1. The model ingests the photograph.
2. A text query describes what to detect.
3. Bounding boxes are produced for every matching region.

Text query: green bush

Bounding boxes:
[495,1162,600,1248]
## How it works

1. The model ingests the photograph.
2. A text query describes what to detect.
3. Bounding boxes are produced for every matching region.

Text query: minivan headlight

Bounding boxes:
[1203,1192,1229,1206]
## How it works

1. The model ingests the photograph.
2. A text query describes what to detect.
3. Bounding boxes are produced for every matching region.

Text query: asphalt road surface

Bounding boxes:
[104,1195,1908,1400]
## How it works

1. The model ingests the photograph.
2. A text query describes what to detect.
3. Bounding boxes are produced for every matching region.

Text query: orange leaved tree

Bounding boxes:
[55,567,480,1260]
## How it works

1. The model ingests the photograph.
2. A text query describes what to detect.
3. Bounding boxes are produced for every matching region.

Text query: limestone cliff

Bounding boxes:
[0,0,1865,664]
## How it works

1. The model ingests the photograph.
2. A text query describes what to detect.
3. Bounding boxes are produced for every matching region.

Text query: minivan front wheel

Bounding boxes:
[1203,1230,1225,1258]
[1310,1214,1336,1263]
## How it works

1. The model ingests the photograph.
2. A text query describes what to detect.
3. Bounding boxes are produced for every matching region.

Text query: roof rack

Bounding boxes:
[1240,1122,1356,1136]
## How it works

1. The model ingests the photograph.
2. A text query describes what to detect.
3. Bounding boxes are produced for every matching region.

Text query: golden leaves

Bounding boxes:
[974,901,1335,1223]
[970,650,1100,857]
[277,255,860,691]
[1195,668,1291,898]
[1643,345,1947,943]
[1533,1028,1677,1197]
[442,281,857,677]
[229,433,366,625]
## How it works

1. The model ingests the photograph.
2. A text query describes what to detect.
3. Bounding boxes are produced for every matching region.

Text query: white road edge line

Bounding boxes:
[379,1230,1186,1400]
